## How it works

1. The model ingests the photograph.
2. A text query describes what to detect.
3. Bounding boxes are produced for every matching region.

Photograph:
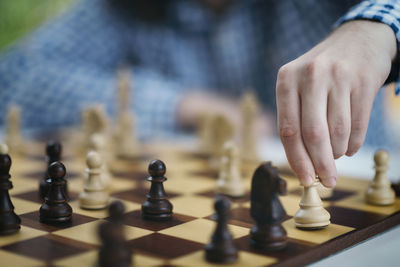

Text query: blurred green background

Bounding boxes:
[0,0,77,51]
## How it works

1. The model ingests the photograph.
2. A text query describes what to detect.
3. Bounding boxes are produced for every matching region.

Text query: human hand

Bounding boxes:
[276,20,397,187]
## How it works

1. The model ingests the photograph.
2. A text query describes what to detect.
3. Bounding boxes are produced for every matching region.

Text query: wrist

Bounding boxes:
[336,20,397,61]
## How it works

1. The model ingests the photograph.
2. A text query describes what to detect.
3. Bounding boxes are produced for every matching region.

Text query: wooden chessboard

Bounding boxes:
[1,136,400,267]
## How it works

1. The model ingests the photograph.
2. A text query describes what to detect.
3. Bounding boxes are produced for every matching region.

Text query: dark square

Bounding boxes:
[20,210,97,232]
[13,190,79,204]
[111,188,180,204]
[22,170,79,181]
[2,234,94,261]
[326,206,387,229]
[127,233,203,259]
[234,235,315,261]
[112,210,197,231]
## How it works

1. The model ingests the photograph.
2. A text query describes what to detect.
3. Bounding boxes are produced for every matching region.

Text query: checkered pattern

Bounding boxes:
[0,0,399,146]
[1,138,400,266]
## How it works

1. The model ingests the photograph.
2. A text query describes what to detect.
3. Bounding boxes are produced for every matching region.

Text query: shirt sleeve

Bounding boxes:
[336,0,400,95]
[0,0,185,139]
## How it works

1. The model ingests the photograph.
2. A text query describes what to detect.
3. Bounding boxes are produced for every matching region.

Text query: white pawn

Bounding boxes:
[317,182,334,199]
[216,142,245,198]
[294,179,330,230]
[79,151,109,210]
[365,150,395,206]
[240,92,259,162]
[114,111,139,158]
[6,105,23,154]
[88,133,112,187]
[0,143,9,154]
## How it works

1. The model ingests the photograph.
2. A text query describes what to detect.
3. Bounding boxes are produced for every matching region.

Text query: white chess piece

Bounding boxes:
[88,133,112,187]
[209,114,234,170]
[114,68,140,158]
[79,151,109,210]
[365,150,395,206]
[294,179,330,229]
[240,92,259,162]
[0,143,9,154]
[6,105,22,154]
[317,181,334,199]
[216,142,245,197]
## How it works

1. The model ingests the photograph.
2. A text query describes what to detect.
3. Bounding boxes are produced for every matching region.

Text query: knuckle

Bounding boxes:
[330,120,349,139]
[302,125,324,144]
[279,124,299,139]
[351,118,367,133]
[304,57,325,78]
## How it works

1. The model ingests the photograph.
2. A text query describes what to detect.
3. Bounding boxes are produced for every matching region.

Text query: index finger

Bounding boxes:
[276,67,315,186]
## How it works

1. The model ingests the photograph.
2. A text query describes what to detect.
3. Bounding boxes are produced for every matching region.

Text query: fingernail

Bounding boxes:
[302,175,314,187]
[324,177,337,188]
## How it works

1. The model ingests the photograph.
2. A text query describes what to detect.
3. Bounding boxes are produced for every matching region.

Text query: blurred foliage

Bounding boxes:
[0,0,77,51]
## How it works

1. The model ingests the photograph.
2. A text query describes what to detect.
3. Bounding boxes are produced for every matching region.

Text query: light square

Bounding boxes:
[159,219,249,244]
[13,197,41,214]
[53,220,152,245]
[0,226,47,247]
[0,250,43,267]
[334,193,400,215]
[282,218,354,244]
[171,196,215,217]
[165,177,215,195]
[70,197,141,219]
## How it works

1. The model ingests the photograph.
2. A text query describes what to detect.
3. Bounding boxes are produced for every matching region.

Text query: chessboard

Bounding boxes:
[1,135,400,267]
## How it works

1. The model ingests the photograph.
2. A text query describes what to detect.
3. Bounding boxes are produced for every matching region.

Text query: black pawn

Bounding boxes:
[0,151,21,235]
[39,141,67,200]
[205,197,238,264]
[39,162,72,224]
[141,160,173,221]
[98,201,131,267]
[250,162,287,250]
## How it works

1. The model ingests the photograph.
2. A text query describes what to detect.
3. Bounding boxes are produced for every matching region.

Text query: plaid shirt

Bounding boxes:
[0,0,399,147]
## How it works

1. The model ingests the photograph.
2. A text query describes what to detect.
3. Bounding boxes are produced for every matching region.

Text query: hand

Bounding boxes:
[276,20,397,187]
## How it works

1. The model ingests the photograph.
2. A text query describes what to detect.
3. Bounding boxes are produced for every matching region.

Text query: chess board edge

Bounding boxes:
[275,211,400,267]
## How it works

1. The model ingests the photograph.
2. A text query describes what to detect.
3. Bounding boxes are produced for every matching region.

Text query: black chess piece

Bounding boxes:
[0,151,21,235]
[141,159,173,221]
[39,141,68,200]
[98,201,131,267]
[39,161,72,224]
[205,197,238,264]
[250,162,287,250]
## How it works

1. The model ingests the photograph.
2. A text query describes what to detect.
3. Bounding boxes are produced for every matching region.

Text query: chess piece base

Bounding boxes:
[294,207,330,230]
[142,199,173,221]
[0,213,21,235]
[79,192,109,210]
[39,204,72,224]
[366,188,395,206]
[205,242,238,263]
[250,224,287,250]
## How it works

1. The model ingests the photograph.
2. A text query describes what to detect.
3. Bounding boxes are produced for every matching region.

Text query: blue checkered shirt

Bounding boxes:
[0,0,399,147]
